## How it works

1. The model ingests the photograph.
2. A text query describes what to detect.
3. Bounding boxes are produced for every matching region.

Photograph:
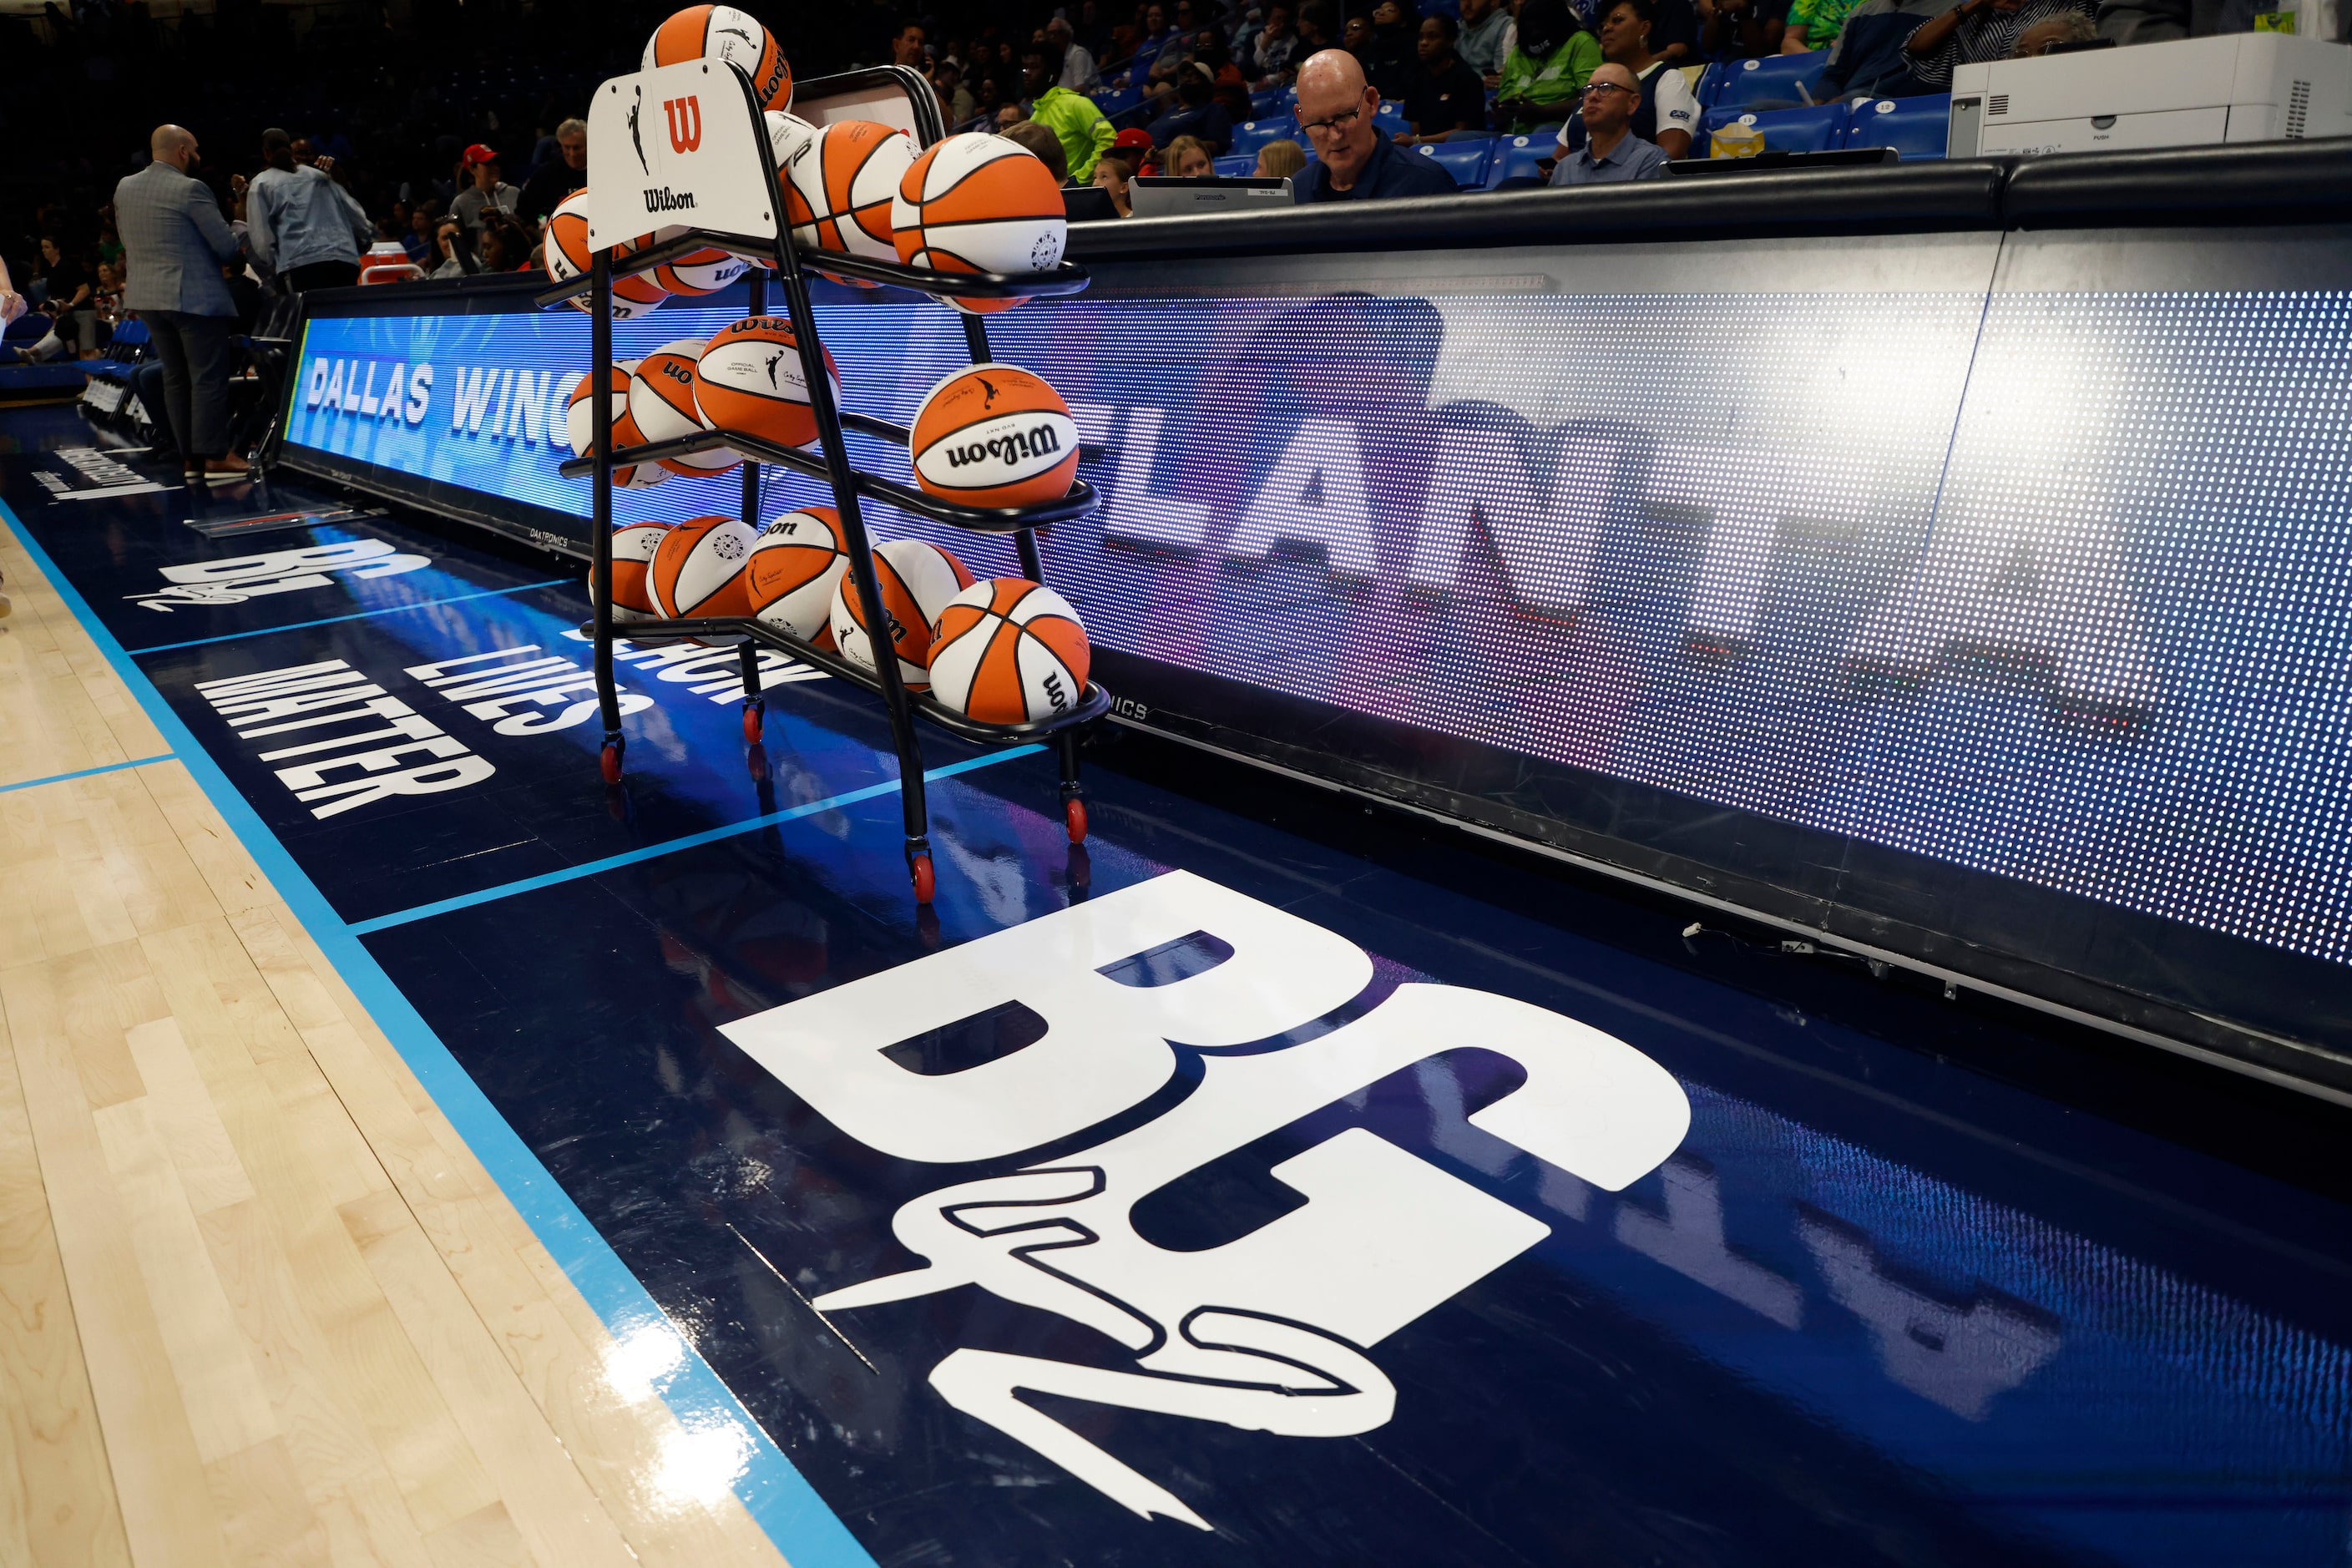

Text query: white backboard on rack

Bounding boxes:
[585,61,776,250]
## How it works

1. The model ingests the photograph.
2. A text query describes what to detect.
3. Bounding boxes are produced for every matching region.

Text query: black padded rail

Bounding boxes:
[1066,159,2008,260]
[2001,138,2352,229]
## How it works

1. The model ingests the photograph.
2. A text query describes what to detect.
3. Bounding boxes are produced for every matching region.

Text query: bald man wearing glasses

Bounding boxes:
[1292,50,1459,203]
[1549,64,1670,184]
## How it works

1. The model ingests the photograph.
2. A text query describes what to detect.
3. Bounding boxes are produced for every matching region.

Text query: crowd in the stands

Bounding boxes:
[0,0,2258,357]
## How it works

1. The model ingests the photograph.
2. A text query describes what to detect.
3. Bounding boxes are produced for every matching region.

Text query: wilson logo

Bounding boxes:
[644,186,699,213]
[943,422,1063,471]
[663,94,702,153]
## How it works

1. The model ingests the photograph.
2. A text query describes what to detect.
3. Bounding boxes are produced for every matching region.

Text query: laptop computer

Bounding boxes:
[1127,175,1296,217]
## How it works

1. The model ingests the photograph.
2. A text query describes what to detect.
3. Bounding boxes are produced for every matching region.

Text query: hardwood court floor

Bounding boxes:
[0,533,787,1565]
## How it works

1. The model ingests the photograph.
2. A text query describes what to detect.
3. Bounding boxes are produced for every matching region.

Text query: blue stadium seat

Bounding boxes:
[1092,86,1142,118]
[1844,94,1951,159]
[1213,152,1259,175]
[1251,86,1288,117]
[1374,99,1404,124]
[1229,116,1302,156]
[1414,136,1495,187]
[1700,103,1849,154]
[1696,62,1733,106]
[1709,52,1828,111]
[1485,133,1551,189]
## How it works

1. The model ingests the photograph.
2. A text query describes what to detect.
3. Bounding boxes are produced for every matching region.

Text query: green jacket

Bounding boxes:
[1497,32,1601,129]
[1029,86,1115,182]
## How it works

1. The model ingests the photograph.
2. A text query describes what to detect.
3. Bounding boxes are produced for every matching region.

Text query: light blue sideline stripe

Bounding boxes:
[349,745,1044,936]
[0,497,883,1568]
[0,752,174,795]
[123,577,575,655]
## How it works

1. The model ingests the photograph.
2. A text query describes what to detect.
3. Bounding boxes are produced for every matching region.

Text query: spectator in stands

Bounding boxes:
[1361,0,1419,98]
[1395,15,1490,143]
[402,200,438,266]
[1023,42,1118,179]
[1000,119,1072,182]
[1699,0,1789,56]
[1813,0,1957,96]
[517,118,586,230]
[450,144,519,236]
[1165,133,1217,175]
[1252,4,1301,82]
[33,235,89,324]
[1255,138,1308,180]
[0,256,23,326]
[975,78,1007,125]
[999,101,1030,129]
[1293,0,1338,66]
[892,21,932,74]
[2013,8,2097,48]
[1456,0,1515,86]
[1292,49,1458,201]
[477,211,534,272]
[114,124,247,483]
[1782,0,1862,49]
[427,215,476,278]
[1595,0,1697,157]
[239,128,371,293]
[1146,63,1237,152]
[1047,16,1101,89]
[1496,0,1600,134]
[1120,3,1180,86]
[1091,144,1142,214]
[1550,63,1669,180]
[1901,0,2091,83]
[938,60,979,124]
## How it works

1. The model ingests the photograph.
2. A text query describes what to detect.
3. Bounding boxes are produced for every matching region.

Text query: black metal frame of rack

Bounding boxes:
[533,62,1106,904]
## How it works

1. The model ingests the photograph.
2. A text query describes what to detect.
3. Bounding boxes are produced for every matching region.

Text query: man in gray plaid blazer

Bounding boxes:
[114,124,249,482]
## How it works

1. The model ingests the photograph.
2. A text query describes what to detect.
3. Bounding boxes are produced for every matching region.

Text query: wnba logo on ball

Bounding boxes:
[662,94,701,154]
[943,422,1063,471]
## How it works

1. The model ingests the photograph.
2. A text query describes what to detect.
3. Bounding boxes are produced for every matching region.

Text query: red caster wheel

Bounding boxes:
[742,706,763,744]
[1065,797,1089,844]
[909,852,937,905]
[599,743,624,784]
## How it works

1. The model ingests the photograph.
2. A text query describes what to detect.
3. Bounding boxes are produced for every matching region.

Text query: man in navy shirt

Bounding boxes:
[1293,51,1460,202]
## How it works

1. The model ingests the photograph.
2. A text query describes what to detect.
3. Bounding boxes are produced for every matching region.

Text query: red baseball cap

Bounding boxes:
[1112,128,1155,150]
[463,143,500,166]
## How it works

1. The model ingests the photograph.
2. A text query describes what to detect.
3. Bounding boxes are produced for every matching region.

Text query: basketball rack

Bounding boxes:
[535,63,1107,906]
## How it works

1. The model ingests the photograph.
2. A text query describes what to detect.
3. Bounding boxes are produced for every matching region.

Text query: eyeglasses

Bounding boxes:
[1581,82,1633,98]
[1297,100,1368,136]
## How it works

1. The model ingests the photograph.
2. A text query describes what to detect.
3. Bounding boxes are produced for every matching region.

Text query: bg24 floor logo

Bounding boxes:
[722,871,1691,1530]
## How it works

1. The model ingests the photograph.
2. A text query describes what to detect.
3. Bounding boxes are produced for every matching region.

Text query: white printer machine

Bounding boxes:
[1947,33,2351,156]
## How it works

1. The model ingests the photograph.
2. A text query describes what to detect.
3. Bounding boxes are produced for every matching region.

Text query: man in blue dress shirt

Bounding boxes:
[1549,63,1672,185]
[1293,51,1461,203]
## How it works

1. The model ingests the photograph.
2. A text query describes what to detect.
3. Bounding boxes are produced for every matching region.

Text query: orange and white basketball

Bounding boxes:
[643,5,792,110]
[546,191,668,318]
[908,363,1079,509]
[746,506,847,645]
[892,134,1065,296]
[694,317,840,450]
[828,538,974,690]
[564,366,668,489]
[649,515,759,630]
[730,113,817,269]
[927,578,1091,723]
[786,121,913,282]
[594,523,672,622]
[650,228,753,295]
[627,339,738,478]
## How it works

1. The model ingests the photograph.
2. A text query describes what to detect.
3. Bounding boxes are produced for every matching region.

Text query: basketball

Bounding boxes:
[908,363,1080,509]
[746,506,848,645]
[695,317,841,450]
[786,121,913,283]
[829,538,974,690]
[628,339,739,478]
[649,515,759,640]
[892,134,1066,296]
[564,366,668,488]
[642,5,792,110]
[650,230,753,295]
[545,190,667,318]
[595,522,672,622]
[926,578,1091,724]
[730,112,817,269]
